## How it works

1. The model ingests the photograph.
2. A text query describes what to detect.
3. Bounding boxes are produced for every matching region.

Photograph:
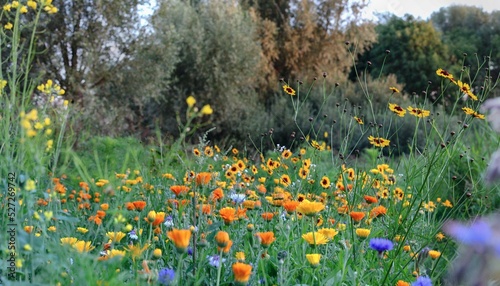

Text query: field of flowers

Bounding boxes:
[2,1,500,286]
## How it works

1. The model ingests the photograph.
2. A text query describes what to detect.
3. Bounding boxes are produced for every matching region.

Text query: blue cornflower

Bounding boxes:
[411,276,432,286]
[158,268,175,285]
[229,193,246,204]
[444,220,492,245]
[369,238,394,254]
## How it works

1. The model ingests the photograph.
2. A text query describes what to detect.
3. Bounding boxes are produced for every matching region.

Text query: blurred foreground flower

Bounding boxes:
[444,215,500,284]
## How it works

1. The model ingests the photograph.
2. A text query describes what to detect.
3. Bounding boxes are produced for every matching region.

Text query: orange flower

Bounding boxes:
[256,232,275,248]
[146,211,166,226]
[211,188,224,201]
[125,202,136,210]
[195,172,212,185]
[215,231,230,248]
[170,185,190,196]
[218,239,233,253]
[167,229,191,253]
[261,212,274,221]
[283,201,300,214]
[219,207,237,225]
[132,201,147,211]
[363,195,378,204]
[232,262,252,284]
[349,211,365,222]
[370,205,387,218]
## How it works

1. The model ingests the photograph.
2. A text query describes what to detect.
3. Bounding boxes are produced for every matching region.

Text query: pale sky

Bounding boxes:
[362,0,500,21]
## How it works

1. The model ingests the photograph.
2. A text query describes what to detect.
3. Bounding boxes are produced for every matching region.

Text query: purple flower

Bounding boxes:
[369,238,394,253]
[207,255,225,268]
[158,268,175,285]
[163,216,174,228]
[443,220,492,245]
[411,276,432,286]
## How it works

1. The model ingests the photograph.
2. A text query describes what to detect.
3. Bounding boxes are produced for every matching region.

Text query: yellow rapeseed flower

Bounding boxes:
[4,22,13,30]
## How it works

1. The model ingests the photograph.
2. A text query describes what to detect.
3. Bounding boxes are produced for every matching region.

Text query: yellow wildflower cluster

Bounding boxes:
[37,79,65,96]
[3,0,57,14]
[20,109,53,150]
[186,95,213,115]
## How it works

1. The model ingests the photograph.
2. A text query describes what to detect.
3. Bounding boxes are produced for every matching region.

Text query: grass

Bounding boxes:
[1,3,500,286]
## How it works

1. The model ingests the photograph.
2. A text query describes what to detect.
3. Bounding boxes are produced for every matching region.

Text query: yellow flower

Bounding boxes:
[24,244,32,251]
[24,179,35,191]
[27,1,37,10]
[306,254,321,267]
[153,248,162,258]
[3,4,11,11]
[127,243,150,262]
[106,231,126,243]
[72,240,95,253]
[462,107,485,119]
[388,103,406,117]
[429,250,441,259]
[456,80,478,100]
[302,232,328,245]
[355,228,370,238]
[296,200,325,217]
[389,87,400,93]
[200,104,213,115]
[354,116,363,125]
[61,237,78,245]
[47,226,56,232]
[368,135,390,148]
[318,228,338,240]
[4,22,13,30]
[436,68,454,80]
[20,5,28,13]
[186,96,196,108]
[235,251,245,261]
[283,84,296,96]
[407,106,430,118]
[77,227,89,234]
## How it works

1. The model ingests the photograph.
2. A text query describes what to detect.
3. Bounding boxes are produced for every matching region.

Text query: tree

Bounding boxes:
[351,14,448,95]
[147,0,265,141]
[431,5,500,90]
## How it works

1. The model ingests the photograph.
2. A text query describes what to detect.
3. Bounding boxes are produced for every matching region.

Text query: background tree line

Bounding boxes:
[31,1,500,150]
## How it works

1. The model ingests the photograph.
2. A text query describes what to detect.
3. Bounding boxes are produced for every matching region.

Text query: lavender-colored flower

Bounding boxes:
[128,229,138,240]
[207,255,225,268]
[158,268,175,285]
[187,247,193,256]
[443,219,492,246]
[369,238,394,253]
[163,216,174,228]
[411,276,432,286]
[229,193,246,204]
